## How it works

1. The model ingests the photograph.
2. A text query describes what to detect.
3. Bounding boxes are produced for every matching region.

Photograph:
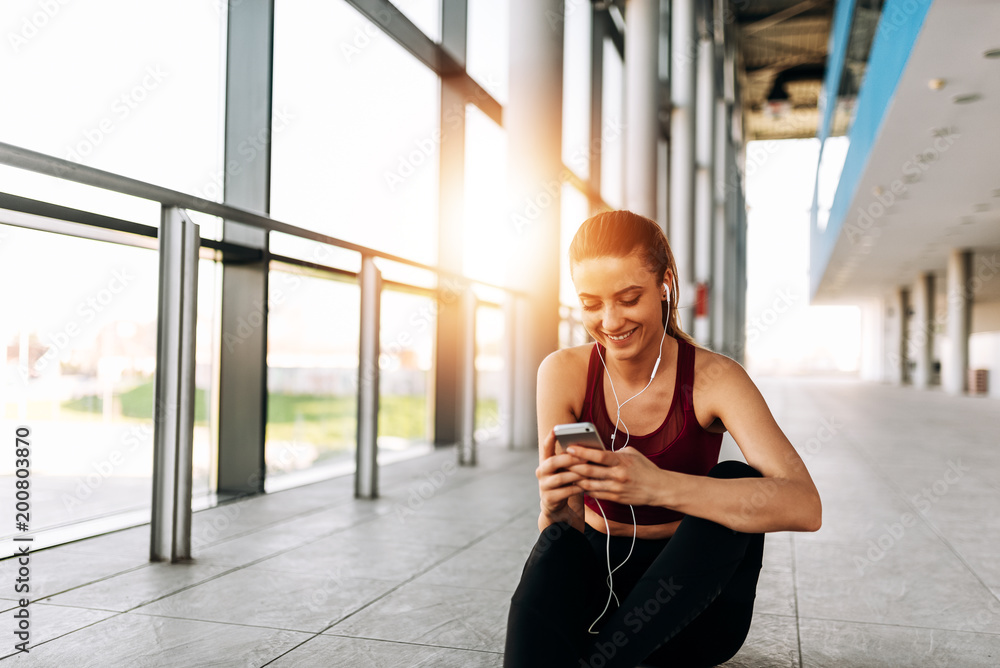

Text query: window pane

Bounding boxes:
[0,226,159,536]
[379,290,435,454]
[474,304,506,443]
[272,0,440,265]
[395,0,441,42]
[467,0,508,104]
[265,268,360,487]
[0,0,224,220]
[601,37,624,208]
[463,105,509,286]
[563,4,592,179]
[561,183,590,306]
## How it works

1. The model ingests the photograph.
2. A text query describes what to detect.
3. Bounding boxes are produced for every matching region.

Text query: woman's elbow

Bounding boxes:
[798,494,822,532]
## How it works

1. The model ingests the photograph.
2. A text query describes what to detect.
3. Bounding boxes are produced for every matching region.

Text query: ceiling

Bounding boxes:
[732,0,839,140]
[812,0,1000,304]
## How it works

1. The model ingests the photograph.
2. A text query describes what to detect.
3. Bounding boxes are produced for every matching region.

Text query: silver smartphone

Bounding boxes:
[553,421,607,451]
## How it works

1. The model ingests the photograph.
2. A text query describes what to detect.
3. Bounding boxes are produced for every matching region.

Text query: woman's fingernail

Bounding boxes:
[566,447,576,455]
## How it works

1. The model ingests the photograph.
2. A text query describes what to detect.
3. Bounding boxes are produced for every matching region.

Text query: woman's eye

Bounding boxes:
[582,303,599,311]
[621,297,639,307]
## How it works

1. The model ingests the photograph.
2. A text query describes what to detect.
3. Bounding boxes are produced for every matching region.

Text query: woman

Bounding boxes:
[503,210,821,668]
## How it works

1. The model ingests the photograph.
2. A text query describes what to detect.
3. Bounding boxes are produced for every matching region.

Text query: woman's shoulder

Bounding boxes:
[538,343,594,382]
[538,343,594,387]
[537,344,595,421]
[689,342,748,390]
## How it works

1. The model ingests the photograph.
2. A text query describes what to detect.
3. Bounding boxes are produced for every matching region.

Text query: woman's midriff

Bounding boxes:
[584,503,680,539]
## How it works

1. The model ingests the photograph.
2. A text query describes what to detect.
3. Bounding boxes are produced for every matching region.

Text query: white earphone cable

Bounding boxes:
[586,288,670,634]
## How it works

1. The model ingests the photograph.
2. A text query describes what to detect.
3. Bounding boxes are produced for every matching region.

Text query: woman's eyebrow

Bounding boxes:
[578,285,643,299]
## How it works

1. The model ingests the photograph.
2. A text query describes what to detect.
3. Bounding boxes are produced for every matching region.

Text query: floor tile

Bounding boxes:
[251,534,457,582]
[269,635,503,667]
[719,613,799,667]
[39,562,232,612]
[412,544,528,592]
[0,612,309,666]
[798,617,1000,667]
[326,582,511,653]
[132,563,398,633]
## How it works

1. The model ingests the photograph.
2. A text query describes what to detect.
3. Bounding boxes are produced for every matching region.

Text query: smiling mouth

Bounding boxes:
[606,327,637,342]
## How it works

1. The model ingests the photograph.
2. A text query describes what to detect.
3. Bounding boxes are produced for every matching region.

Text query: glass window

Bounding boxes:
[467,0,508,104]
[463,105,509,286]
[600,37,625,208]
[272,0,440,266]
[0,225,159,536]
[265,267,360,487]
[394,0,441,42]
[379,290,436,455]
[560,183,590,307]
[0,0,224,220]
[193,256,223,502]
[474,304,505,442]
[563,4,592,180]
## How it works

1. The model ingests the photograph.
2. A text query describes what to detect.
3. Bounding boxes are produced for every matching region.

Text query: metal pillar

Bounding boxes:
[944,249,972,394]
[899,287,911,385]
[693,26,715,345]
[588,5,605,213]
[356,256,382,499]
[433,0,468,448]
[218,0,273,496]
[151,207,200,562]
[670,0,697,334]
[912,272,934,388]
[624,0,659,219]
[507,0,563,449]
[711,98,728,353]
[459,287,477,465]
[502,294,517,450]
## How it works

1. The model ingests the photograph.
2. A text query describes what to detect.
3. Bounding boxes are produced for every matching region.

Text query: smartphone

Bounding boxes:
[553,422,606,451]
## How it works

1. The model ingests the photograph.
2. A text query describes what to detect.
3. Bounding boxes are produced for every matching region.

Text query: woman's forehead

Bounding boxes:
[571,255,656,289]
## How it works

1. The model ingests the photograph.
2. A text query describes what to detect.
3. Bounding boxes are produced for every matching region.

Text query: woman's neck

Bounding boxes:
[603,335,677,388]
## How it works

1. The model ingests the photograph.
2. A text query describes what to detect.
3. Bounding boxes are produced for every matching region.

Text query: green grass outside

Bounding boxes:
[57,378,500,453]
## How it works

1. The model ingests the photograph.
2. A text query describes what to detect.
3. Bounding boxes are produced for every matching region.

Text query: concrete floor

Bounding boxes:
[2,377,999,666]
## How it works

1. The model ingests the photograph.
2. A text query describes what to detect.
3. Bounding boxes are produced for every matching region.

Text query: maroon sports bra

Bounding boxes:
[580,336,723,525]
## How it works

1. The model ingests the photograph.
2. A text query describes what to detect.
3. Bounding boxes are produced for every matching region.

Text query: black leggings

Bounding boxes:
[504,461,765,668]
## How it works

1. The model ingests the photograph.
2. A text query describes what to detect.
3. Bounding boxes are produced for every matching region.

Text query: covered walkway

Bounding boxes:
[3,376,1000,666]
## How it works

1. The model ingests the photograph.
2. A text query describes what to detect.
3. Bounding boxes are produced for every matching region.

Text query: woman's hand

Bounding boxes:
[566,445,667,507]
[536,430,588,531]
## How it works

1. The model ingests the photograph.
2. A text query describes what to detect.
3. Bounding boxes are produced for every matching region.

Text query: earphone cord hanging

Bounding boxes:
[587,303,669,634]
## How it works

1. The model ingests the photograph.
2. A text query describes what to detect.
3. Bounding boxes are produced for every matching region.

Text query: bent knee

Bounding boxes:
[708,460,762,480]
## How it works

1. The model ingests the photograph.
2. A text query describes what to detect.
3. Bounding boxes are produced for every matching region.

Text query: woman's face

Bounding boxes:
[572,253,668,359]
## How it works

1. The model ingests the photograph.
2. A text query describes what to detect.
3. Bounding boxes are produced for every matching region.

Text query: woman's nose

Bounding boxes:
[602,304,625,331]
